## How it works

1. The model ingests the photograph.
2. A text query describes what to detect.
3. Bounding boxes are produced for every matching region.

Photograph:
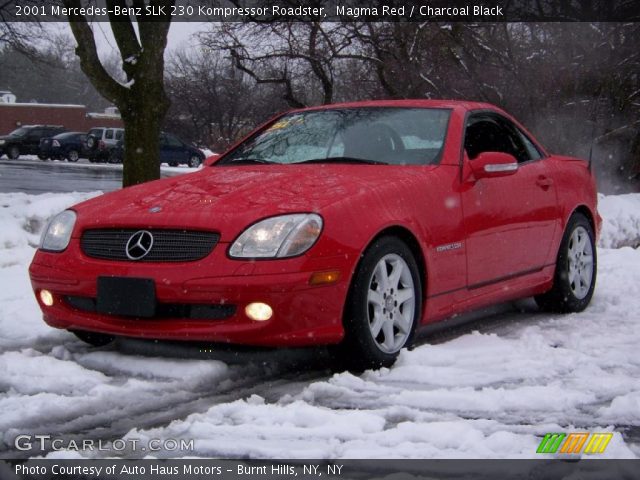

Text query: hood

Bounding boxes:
[0,134,21,141]
[72,164,433,242]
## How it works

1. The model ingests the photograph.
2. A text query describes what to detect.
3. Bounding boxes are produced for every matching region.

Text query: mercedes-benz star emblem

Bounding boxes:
[125,230,154,260]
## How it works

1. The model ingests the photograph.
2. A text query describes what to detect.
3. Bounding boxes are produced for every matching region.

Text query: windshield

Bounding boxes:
[8,127,29,136]
[219,108,451,166]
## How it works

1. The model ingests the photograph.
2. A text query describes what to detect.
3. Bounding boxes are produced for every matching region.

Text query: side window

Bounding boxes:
[165,135,183,147]
[464,119,509,159]
[516,128,542,161]
[465,114,533,163]
[104,129,114,140]
[89,129,102,138]
[115,130,124,140]
[27,128,42,139]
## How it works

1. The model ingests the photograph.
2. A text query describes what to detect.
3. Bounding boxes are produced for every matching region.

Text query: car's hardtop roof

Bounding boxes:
[54,131,85,137]
[288,99,502,114]
[18,124,65,128]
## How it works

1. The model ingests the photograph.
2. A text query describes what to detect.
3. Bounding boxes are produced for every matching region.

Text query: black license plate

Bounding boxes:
[96,277,156,318]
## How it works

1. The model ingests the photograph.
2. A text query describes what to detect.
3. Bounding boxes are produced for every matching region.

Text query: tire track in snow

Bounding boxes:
[0,339,332,459]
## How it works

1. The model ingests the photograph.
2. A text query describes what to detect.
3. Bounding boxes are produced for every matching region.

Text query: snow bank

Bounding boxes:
[598,193,640,249]
[0,192,101,350]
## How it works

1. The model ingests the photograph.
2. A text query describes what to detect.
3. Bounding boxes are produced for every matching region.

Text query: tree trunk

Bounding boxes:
[120,90,168,187]
[64,0,172,188]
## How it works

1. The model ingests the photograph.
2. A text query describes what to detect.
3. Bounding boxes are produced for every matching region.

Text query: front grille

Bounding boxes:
[81,229,219,262]
[65,296,236,320]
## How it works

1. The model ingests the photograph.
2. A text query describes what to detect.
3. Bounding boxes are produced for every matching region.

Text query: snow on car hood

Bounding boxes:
[72,164,434,242]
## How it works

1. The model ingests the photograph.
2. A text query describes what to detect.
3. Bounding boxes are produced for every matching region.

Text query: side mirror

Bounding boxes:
[470,151,518,179]
[203,154,221,166]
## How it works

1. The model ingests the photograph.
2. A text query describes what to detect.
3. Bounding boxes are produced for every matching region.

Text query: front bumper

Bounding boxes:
[29,240,350,347]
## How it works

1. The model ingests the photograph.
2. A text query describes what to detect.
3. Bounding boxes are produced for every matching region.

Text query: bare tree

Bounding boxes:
[165,48,285,151]
[202,21,377,107]
[64,0,173,187]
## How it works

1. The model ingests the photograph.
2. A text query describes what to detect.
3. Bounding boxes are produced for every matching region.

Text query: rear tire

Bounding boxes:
[108,151,122,164]
[66,150,80,162]
[188,155,202,168]
[71,330,115,347]
[7,145,20,160]
[535,213,596,313]
[331,236,422,371]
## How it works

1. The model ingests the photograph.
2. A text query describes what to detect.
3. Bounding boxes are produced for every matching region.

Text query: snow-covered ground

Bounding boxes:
[0,191,639,459]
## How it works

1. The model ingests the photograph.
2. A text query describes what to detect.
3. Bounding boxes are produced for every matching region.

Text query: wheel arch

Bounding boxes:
[569,204,596,232]
[351,225,428,306]
[550,204,597,263]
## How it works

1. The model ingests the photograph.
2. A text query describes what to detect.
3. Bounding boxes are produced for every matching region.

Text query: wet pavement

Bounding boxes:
[0,157,186,194]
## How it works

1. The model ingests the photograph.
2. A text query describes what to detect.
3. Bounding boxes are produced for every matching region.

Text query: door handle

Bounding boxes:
[536,175,554,190]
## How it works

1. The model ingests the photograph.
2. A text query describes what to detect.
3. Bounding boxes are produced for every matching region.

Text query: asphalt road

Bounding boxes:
[0,157,185,194]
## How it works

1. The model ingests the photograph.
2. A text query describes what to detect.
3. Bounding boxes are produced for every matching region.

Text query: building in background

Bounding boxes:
[0,93,122,134]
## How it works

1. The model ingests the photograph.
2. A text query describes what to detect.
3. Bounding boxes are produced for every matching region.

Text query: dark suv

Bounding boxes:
[0,125,67,160]
[109,132,205,168]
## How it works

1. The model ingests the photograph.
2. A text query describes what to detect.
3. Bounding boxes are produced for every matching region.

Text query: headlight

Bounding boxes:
[0,139,5,145]
[229,213,323,258]
[40,210,77,252]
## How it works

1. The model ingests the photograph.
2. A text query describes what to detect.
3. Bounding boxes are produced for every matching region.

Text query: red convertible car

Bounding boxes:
[29,100,600,369]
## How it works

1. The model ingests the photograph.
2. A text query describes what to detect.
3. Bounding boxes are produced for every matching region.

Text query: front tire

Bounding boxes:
[535,213,596,312]
[71,330,115,347]
[333,236,422,371]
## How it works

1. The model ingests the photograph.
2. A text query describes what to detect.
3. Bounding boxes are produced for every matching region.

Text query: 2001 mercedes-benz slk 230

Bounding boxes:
[29,100,601,369]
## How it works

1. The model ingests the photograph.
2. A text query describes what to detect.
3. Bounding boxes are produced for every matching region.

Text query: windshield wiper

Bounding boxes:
[227,158,278,165]
[295,157,388,166]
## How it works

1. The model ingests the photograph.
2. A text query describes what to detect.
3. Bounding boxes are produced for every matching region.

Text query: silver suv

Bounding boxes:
[86,127,124,163]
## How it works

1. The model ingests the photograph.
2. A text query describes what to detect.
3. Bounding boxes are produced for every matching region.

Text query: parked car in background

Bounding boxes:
[109,132,205,168]
[85,127,125,162]
[39,132,89,162]
[30,100,600,370]
[0,125,67,160]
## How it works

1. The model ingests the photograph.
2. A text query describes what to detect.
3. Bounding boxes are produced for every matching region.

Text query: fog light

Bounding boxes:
[40,289,54,306]
[245,302,273,322]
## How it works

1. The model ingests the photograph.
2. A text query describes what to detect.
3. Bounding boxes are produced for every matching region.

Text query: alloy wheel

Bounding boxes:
[367,253,416,354]
[567,225,594,300]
